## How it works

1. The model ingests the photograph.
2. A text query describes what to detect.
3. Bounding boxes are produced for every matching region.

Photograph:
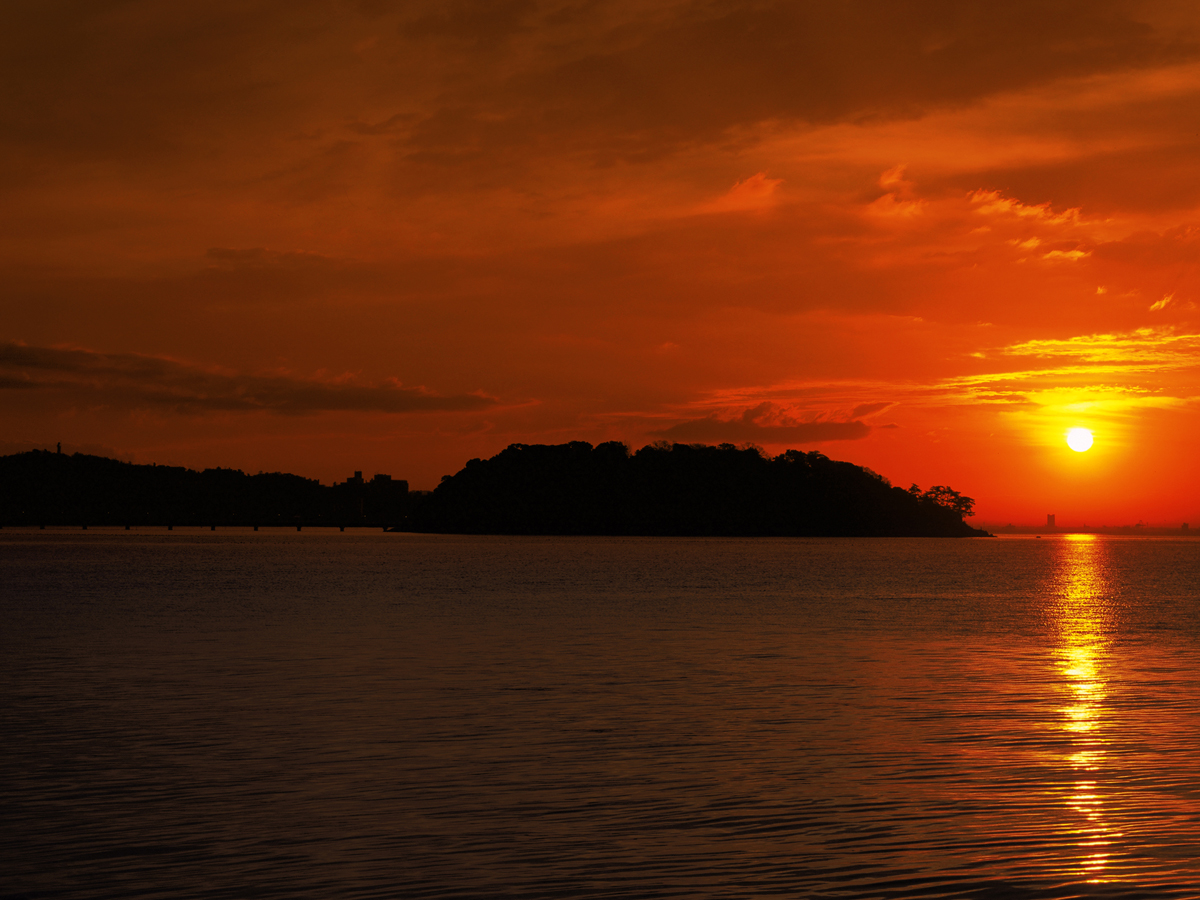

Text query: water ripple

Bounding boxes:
[3,532,1200,898]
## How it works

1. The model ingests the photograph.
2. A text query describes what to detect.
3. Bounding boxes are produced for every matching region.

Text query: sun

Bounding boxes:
[1066,428,1094,452]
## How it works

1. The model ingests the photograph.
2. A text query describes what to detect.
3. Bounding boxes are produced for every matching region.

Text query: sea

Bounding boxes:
[4,530,1200,899]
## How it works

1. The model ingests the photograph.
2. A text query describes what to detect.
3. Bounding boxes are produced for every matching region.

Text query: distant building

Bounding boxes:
[337,471,406,492]
[331,470,409,523]
[1184,523,1190,531]
[1047,514,1055,528]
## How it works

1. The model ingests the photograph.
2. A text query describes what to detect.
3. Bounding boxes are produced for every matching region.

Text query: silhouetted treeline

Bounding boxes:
[1,443,985,535]
[410,441,986,536]
[0,451,407,527]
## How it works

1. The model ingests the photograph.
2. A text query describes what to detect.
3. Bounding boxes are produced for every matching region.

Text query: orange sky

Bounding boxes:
[3,1,1200,525]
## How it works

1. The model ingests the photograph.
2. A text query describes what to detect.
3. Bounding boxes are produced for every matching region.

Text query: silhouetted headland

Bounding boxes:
[0,450,406,528]
[0,442,986,535]
[410,441,986,536]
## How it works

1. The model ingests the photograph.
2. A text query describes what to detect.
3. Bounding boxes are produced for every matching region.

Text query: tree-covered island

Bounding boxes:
[0,441,986,536]
[412,441,985,536]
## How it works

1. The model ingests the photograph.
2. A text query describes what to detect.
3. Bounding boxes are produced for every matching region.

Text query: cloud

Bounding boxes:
[868,165,926,217]
[999,326,1200,366]
[651,402,870,444]
[967,391,1036,406]
[969,190,1082,224]
[0,342,496,415]
[5,0,1190,180]
[399,0,1200,168]
[850,401,895,418]
[700,172,783,214]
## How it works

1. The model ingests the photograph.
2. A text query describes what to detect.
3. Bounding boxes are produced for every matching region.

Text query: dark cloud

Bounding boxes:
[401,0,1198,166]
[0,375,42,390]
[0,249,496,314]
[0,342,496,415]
[2,0,1193,176]
[971,391,1035,405]
[204,247,334,267]
[850,401,895,418]
[652,404,871,444]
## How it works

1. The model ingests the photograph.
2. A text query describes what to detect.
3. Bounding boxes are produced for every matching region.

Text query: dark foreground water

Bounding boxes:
[4,531,1200,899]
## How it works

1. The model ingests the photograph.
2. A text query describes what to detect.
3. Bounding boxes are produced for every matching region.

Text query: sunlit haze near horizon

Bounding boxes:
[4,1,1200,525]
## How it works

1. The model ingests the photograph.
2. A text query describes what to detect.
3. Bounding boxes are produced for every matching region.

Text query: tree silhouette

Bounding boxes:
[413,442,985,536]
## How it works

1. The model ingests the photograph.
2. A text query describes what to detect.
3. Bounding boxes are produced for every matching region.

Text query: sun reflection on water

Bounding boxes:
[1053,534,1120,882]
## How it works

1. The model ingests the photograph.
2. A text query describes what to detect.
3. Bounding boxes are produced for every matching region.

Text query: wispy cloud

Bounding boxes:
[998,326,1200,367]
[662,325,1200,426]
[0,343,497,415]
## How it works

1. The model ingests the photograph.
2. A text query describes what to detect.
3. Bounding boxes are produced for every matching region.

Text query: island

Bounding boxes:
[408,441,985,537]
[0,442,986,536]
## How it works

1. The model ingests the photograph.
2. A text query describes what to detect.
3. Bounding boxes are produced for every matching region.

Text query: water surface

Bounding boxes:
[4,532,1200,898]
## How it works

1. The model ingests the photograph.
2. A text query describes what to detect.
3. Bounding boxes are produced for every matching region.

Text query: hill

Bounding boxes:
[1,443,986,536]
[0,450,406,527]
[410,441,986,537]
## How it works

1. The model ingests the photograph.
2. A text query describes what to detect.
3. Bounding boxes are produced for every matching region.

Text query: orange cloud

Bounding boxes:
[700,172,783,213]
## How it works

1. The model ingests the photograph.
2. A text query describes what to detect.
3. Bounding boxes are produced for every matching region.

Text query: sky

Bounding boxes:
[3,0,1200,525]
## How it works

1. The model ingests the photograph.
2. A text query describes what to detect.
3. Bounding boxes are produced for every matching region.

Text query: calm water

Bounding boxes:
[4,531,1200,899]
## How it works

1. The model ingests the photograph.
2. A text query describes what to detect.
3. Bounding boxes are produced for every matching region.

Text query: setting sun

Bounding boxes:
[1067,428,1095,453]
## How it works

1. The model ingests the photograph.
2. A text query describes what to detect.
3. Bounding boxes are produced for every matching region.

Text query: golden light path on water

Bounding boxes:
[1054,534,1117,883]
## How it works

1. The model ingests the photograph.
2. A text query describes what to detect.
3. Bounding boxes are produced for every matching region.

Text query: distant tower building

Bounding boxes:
[1047,514,1056,529]
[1184,523,1190,532]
